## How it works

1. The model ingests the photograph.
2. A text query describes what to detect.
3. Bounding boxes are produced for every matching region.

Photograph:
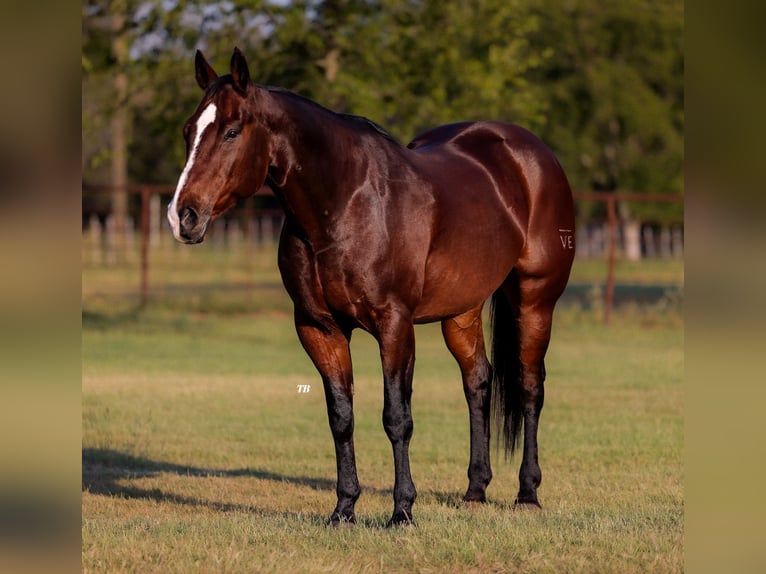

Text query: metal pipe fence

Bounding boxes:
[82,184,683,323]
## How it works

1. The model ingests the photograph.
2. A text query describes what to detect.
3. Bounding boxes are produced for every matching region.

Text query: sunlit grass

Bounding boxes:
[569,257,684,285]
[82,240,682,572]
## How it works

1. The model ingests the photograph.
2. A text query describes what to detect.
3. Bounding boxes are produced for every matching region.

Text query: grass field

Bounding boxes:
[82,243,683,572]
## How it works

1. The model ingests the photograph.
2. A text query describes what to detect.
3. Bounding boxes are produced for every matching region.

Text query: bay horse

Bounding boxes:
[168,48,575,527]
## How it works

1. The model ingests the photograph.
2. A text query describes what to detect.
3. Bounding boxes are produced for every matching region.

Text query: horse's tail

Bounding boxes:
[490,287,523,460]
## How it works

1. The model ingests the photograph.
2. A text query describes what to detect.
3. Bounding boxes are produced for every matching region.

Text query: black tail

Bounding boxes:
[490,289,523,460]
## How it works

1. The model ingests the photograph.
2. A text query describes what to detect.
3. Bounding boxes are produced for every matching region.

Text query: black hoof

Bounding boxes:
[385,509,415,528]
[462,490,487,504]
[328,513,356,528]
[513,498,542,512]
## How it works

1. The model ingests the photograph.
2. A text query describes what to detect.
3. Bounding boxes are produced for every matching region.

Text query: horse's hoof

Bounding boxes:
[462,491,487,504]
[461,493,487,509]
[513,501,543,512]
[328,514,356,528]
[385,509,415,528]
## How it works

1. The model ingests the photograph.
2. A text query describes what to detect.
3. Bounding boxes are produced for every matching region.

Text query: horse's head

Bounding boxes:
[168,48,271,243]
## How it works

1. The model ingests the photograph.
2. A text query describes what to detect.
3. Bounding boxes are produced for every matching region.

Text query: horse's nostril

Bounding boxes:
[180,206,199,230]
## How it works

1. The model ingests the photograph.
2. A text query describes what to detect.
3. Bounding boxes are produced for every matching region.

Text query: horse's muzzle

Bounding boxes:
[177,206,208,244]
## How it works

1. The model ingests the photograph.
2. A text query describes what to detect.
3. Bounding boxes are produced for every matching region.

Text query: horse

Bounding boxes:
[168,48,575,527]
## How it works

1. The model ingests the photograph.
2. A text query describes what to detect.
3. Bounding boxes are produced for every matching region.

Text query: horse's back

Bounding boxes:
[406,121,575,318]
[408,121,571,204]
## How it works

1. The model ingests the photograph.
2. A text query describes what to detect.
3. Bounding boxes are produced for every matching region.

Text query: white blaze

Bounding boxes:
[168,103,218,239]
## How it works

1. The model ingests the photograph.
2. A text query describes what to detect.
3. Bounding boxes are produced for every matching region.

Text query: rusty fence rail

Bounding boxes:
[82,184,683,322]
[575,191,683,324]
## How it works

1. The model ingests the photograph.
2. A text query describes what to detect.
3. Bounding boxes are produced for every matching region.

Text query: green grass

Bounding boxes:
[82,242,683,572]
[568,258,684,286]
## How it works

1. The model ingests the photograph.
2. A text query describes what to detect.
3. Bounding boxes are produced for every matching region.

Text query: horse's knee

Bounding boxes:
[382,409,413,443]
[324,382,355,440]
[328,407,354,441]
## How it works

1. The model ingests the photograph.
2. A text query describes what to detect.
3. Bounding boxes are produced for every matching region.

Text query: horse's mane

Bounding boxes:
[263,85,399,145]
[338,112,399,144]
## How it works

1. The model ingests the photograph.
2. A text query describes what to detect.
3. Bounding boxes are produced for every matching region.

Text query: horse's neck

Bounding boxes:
[267,93,371,236]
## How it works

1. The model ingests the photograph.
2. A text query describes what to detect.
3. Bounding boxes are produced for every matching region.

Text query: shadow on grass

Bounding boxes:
[83,447,341,490]
[429,491,468,508]
[82,447,397,527]
[82,308,143,330]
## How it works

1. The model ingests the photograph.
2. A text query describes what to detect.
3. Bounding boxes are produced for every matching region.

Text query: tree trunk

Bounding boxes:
[623,220,641,261]
[110,10,129,265]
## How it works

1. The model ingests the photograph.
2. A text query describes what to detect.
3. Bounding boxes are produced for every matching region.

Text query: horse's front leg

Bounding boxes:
[377,311,418,527]
[295,315,360,526]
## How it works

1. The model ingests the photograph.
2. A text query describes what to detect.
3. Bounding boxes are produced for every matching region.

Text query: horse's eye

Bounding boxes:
[224,129,239,141]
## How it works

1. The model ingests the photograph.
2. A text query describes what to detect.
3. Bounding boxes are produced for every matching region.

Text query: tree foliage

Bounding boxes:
[526,0,683,221]
[83,0,683,220]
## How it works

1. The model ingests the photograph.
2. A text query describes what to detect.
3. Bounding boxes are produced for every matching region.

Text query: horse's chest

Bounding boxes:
[315,256,383,316]
[313,242,423,327]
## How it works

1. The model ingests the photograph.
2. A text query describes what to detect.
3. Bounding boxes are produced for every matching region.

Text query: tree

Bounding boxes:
[304,0,549,142]
[83,0,278,188]
[83,0,683,227]
[527,0,683,223]
[83,0,139,263]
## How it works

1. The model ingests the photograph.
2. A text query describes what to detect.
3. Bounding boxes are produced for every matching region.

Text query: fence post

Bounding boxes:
[88,214,102,265]
[604,194,617,325]
[150,193,161,247]
[624,220,641,261]
[140,187,150,307]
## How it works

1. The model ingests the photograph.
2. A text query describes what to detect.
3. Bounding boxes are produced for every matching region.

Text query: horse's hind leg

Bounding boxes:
[502,272,562,510]
[442,305,493,503]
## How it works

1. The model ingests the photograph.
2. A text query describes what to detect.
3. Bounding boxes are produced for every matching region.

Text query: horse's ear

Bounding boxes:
[230,47,251,94]
[195,50,218,91]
